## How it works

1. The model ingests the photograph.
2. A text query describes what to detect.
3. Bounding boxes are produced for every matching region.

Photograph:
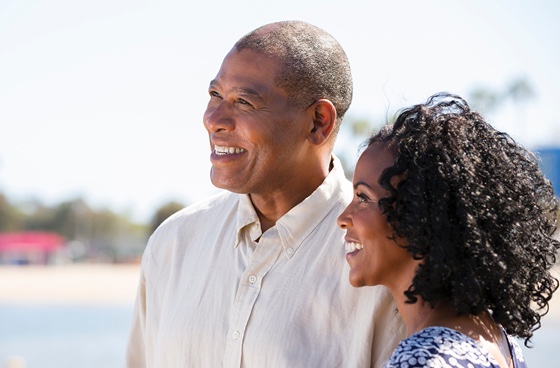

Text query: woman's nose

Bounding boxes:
[337,206,352,229]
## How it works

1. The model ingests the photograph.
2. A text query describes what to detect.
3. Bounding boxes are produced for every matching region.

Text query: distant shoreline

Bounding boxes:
[1,263,559,323]
[0,264,140,305]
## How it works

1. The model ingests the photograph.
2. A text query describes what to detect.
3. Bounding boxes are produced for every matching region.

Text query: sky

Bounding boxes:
[1,0,559,222]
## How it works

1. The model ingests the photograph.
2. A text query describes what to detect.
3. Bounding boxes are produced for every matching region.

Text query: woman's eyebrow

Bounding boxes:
[354,181,373,190]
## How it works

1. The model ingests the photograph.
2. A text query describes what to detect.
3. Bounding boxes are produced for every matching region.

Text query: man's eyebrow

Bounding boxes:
[208,80,265,102]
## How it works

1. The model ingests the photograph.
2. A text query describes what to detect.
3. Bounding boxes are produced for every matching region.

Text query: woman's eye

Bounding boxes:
[356,193,369,202]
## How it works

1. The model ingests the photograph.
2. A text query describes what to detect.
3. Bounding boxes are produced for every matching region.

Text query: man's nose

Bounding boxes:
[204,102,235,133]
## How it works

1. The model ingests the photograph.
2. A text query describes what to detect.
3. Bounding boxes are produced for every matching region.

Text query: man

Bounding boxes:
[127,21,405,368]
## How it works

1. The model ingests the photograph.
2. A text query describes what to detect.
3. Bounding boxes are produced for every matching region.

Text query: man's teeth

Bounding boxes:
[345,242,363,253]
[214,146,246,155]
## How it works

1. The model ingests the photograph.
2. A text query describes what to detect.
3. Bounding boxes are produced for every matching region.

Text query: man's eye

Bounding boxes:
[237,98,252,106]
[209,91,222,98]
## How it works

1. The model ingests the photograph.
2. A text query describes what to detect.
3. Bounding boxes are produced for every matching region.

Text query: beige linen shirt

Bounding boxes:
[126,156,405,368]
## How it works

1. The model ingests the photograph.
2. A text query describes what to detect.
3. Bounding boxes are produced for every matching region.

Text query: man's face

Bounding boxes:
[203,48,310,195]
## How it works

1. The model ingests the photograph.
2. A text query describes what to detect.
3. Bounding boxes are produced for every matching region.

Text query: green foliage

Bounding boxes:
[0,192,191,263]
[0,194,150,263]
[151,201,186,233]
[468,77,535,115]
[336,114,388,179]
[0,193,23,231]
[349,118,375,136]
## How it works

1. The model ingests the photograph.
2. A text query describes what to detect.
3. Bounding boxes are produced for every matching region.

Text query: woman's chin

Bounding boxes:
[349,269,381,288]
[348,272,366,288]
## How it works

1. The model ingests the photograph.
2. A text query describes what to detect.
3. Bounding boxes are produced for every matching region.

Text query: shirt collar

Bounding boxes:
[235,194,261,247]
[234,155,351,259]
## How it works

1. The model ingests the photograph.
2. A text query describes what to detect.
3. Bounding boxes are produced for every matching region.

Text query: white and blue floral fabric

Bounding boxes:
[385,326,526,368]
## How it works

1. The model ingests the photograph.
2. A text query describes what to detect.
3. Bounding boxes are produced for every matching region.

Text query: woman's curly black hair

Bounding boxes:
[367,92,560,345]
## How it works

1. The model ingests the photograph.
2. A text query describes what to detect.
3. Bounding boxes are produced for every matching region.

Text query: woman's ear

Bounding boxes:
[307,99,337,146]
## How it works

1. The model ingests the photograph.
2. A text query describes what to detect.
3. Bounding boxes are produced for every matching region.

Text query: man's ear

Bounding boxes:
[307,99,337,146]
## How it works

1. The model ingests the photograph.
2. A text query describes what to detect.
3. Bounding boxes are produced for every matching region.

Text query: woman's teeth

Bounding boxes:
[345,242,363,253]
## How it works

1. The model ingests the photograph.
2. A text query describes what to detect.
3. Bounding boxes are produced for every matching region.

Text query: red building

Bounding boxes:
[0,232,66,265]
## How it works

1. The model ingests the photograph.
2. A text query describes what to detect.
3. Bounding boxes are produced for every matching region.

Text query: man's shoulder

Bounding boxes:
[147,191,239,245]
[161,190,238,226]
[143,191,240,266]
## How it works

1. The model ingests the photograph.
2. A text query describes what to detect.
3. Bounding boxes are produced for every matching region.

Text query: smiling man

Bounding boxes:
[126,21,405,368]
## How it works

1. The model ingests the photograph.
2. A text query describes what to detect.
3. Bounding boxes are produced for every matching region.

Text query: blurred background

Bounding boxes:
[0,0,559,367]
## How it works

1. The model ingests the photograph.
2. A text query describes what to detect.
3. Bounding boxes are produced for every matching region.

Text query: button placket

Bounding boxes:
[222,232,284,368]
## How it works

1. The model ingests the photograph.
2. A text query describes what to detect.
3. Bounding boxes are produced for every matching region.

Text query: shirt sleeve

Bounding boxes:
[126,248,150,368]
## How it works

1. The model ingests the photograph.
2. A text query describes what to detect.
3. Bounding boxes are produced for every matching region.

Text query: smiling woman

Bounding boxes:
[337,143,413,290]
[338,92,560,368]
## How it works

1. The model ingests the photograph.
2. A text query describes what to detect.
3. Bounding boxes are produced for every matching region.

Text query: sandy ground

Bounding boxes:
[0,264,141,305]
[1,264,560,322]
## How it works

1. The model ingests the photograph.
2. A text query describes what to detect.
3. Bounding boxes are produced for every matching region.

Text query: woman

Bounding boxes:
[338,93,560,367]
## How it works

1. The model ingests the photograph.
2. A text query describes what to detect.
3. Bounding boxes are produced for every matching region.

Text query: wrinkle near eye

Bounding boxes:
[236,98,254,107]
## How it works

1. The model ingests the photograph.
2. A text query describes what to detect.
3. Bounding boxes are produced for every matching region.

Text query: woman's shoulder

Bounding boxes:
[385,326,499,367]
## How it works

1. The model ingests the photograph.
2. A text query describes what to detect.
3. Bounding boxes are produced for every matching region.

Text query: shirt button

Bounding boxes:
[249,275,257,284]
[232,331,240,340]
[287,247,294,255]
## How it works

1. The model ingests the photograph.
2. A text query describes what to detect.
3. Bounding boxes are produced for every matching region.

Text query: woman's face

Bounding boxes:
[337,143,414,288]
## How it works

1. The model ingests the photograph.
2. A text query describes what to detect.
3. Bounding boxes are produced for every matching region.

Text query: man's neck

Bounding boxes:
[250,173,331,232]
[250,154,334,232]
[249,184,316,233]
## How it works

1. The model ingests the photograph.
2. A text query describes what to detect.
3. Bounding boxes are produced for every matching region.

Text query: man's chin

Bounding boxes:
[210,174,246,194]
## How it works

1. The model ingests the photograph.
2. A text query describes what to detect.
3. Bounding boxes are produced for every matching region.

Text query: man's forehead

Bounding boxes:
[209,79,265,99]
[209,49,285,94]
[226,47,286,75]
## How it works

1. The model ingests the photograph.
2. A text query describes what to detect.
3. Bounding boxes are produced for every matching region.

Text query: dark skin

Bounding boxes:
[338,144,514,368]
[203,46,337,232]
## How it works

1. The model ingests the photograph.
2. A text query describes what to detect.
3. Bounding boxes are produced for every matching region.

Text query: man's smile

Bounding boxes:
[213,145,247,155]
